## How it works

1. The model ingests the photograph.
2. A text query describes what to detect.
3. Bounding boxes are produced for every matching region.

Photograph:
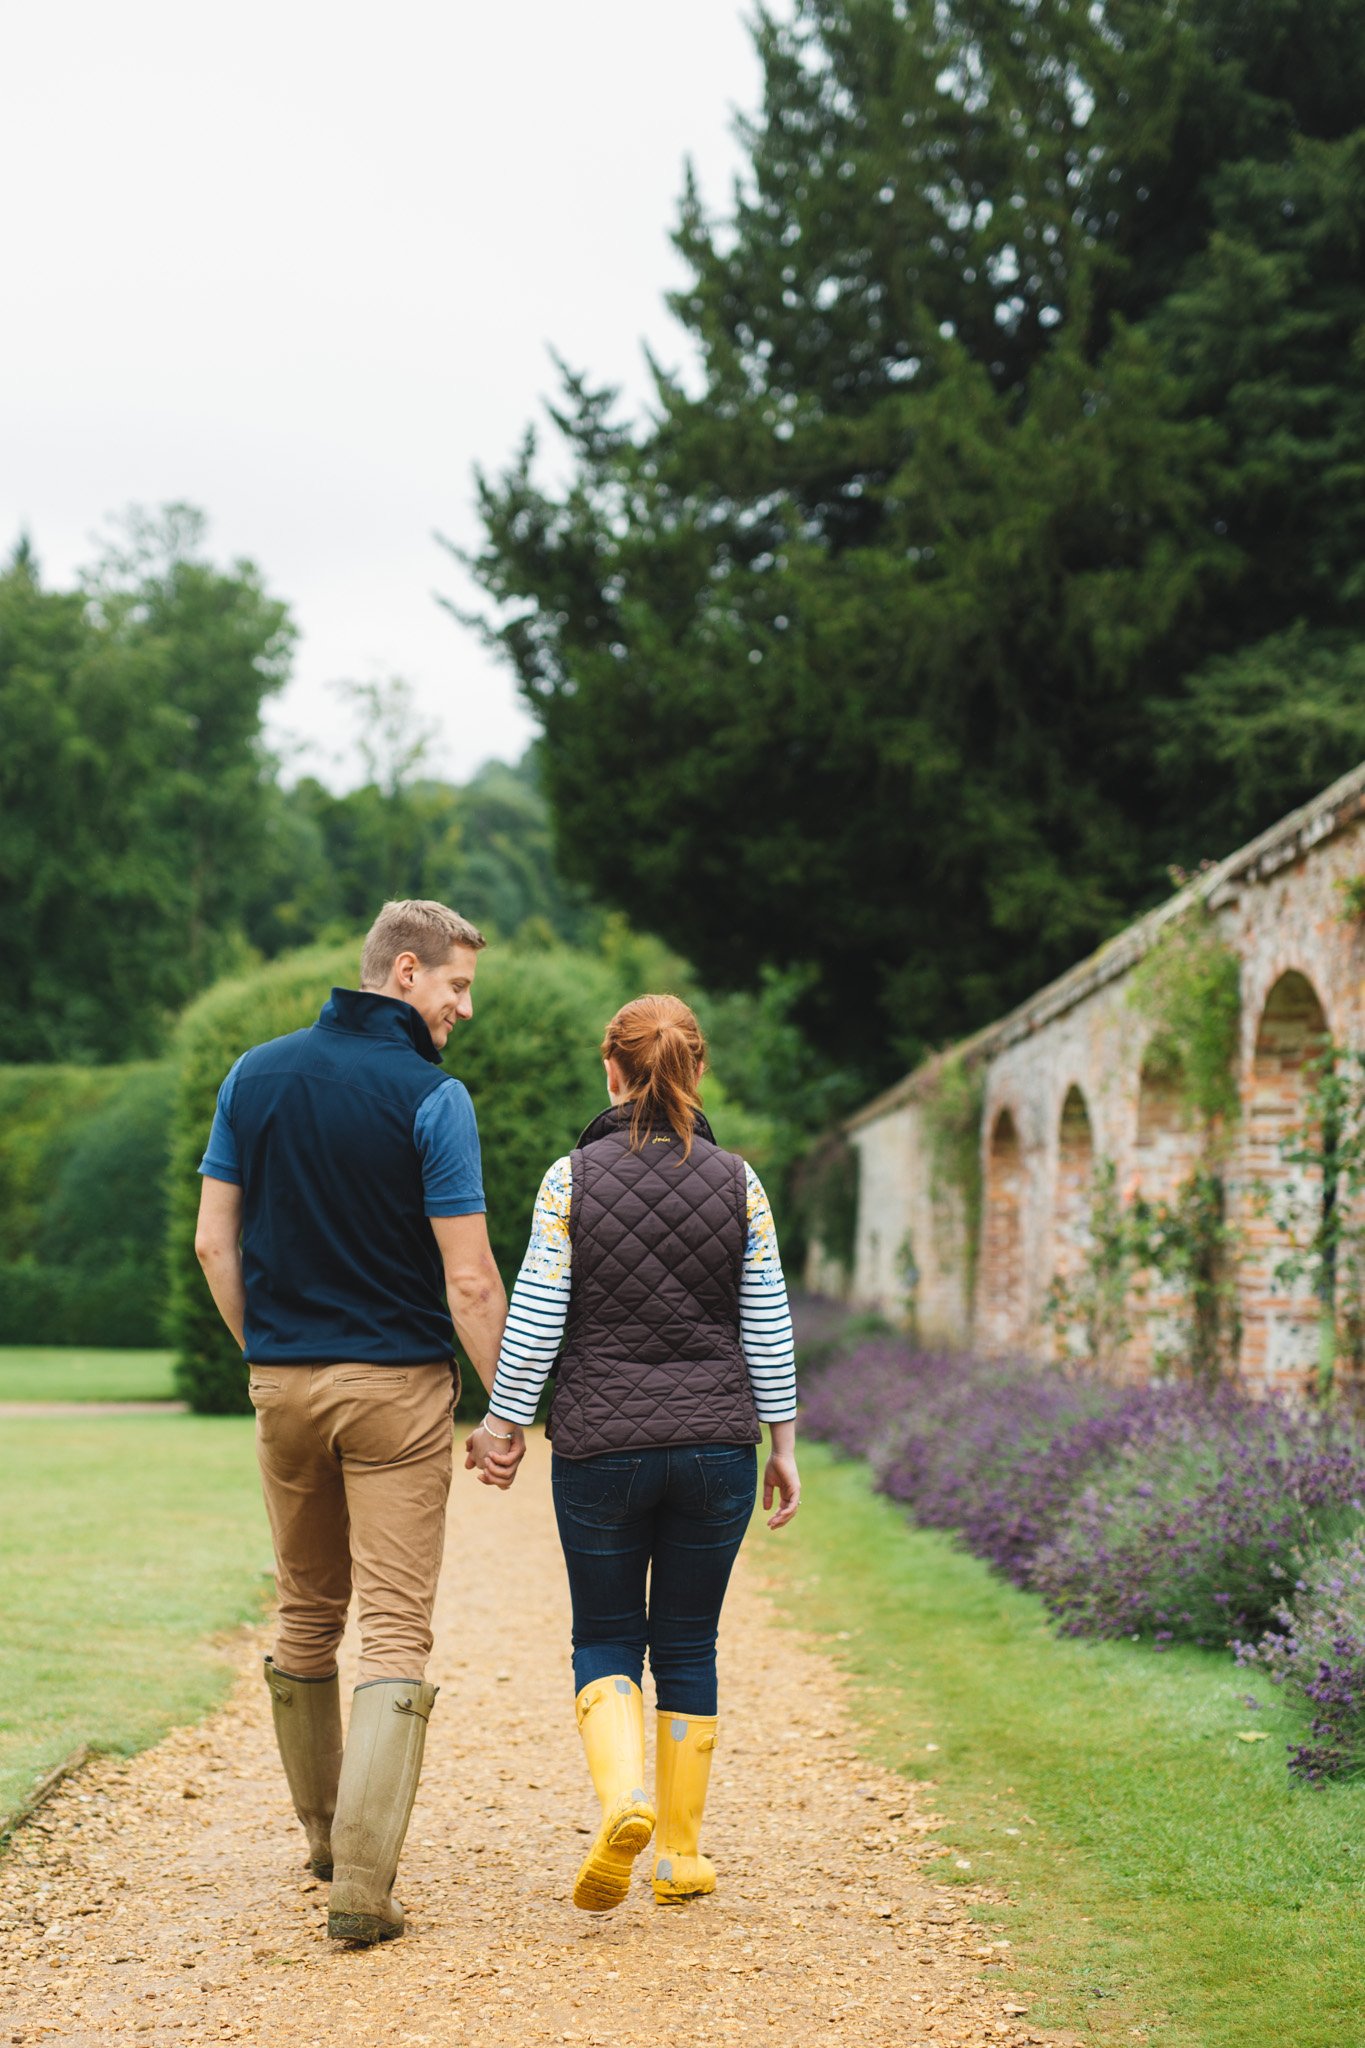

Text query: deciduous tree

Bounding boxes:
[0,511,293,1059]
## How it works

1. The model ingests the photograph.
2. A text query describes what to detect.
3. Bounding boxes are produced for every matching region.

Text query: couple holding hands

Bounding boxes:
[194,899,800,1946]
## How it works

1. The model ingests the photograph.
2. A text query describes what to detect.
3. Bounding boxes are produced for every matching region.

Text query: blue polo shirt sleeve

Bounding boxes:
[415,1078,486,1216]
[198,1057,245,1185]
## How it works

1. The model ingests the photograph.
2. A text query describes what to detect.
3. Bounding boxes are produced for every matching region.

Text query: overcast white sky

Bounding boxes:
[1,2,771,789]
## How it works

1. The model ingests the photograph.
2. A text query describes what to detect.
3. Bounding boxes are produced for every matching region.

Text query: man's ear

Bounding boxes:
[393,949,421,990]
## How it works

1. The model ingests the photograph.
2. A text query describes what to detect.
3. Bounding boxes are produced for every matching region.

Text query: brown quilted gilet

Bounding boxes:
[547,1105,759,1460]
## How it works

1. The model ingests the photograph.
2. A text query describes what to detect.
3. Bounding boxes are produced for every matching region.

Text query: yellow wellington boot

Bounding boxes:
[571,1676,655,1912]
[652,1711,718,1903]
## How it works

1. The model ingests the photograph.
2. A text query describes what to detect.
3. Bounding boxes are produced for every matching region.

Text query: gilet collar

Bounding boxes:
[575,1101,718,1150]
[316,987,443,1066]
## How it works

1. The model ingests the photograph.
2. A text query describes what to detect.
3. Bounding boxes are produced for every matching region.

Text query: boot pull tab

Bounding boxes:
[392,1683,439,1723]
[698,1732,718,1754]
[264,1662,293,1707]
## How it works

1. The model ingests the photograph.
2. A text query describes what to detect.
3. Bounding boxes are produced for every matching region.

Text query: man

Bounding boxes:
[194,899,526,1946]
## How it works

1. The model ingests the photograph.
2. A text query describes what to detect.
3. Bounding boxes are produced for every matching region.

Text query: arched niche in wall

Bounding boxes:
[1053,1085,1095,1294]
[1240,969,1329,1391]
[978,1106,1025,1350]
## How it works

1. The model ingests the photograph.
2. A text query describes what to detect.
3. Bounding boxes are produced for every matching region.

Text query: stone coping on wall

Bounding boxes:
[845,756,1365,1137]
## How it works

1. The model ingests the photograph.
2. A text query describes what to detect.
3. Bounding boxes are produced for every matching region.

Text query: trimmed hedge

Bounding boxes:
[0,1257,163,1347]
[37,1066,172,1269]
[167,938,630,1413]
[0,1062,171,1347]
[0,1066,134,1261]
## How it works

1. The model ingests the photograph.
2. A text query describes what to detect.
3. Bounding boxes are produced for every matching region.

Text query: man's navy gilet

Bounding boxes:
[231,989,453,1365]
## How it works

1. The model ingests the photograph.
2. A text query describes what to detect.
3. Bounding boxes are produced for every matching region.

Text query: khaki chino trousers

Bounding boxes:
[247,1361,457,1684]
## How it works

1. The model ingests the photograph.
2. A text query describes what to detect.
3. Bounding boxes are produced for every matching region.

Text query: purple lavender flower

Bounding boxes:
[1243,1534,1365,1781]
[1032,1392,1365,1647]
[800,1328,1365,1777]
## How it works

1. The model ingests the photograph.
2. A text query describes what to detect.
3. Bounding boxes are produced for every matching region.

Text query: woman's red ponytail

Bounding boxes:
[601,995,707,1157]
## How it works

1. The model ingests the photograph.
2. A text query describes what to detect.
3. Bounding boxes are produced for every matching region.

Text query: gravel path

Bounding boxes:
[0,1432,1075,2047]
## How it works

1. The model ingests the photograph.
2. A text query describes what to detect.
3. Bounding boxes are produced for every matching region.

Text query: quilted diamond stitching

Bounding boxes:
[552,1129,757,1457]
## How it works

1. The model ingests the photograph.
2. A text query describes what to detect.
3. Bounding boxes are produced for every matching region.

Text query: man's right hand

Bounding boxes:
[464,1422,526,1490]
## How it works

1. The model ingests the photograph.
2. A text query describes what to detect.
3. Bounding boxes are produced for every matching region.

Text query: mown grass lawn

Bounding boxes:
[766,1443,1365,2048]
[0,1346,178,1403]
[0,1411,268,1828]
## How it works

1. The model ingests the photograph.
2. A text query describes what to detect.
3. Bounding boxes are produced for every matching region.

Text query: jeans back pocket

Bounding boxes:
[698,1445,758,1517]
[553,1454,642,1524]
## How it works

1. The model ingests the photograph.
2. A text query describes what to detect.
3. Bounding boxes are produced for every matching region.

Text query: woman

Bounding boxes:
[467,994,800,1912]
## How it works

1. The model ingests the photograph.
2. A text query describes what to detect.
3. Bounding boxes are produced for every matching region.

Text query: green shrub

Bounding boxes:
[0,1063,172,1346]
[36,1065,172,1285]
[0,1066,134,1262]
[0,1257,160,1348]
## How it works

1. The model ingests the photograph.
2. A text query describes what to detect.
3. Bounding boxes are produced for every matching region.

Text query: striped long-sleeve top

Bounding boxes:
[487,1155,797,1428]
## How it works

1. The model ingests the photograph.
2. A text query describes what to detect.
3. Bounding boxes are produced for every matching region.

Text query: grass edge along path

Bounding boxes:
[760,1443,1365,2048]
[0,1347,178,1404]
[0,1412,269,1830]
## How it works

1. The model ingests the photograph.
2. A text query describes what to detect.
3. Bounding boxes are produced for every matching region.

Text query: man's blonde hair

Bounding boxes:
[360,900,486,988]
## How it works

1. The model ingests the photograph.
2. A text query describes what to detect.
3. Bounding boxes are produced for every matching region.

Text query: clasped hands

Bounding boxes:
[464,1420,527,1490]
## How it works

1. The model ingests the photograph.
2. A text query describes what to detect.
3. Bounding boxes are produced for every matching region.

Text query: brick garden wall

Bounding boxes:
[834,765,1365,1394]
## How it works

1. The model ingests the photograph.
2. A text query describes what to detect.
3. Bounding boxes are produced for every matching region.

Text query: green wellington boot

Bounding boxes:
[327,1678,438,1946]
[263,1659,343,1881]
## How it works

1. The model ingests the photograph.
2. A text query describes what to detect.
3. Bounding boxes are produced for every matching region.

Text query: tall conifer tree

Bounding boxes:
[464,0,1365,1074]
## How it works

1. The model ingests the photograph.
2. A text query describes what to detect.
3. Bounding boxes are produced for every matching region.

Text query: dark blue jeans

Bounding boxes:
[551,1442,758,1717]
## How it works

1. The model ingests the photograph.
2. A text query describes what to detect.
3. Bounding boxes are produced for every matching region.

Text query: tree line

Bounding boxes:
[0,509,592,1064]
[12,1,1361,1099]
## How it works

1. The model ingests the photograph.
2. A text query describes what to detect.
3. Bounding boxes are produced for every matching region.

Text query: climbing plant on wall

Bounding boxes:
[1043,1159,1138,1374]
[1045,1159,1241,1386]
[1117,903,1244,1378]
[1336,875,1365,925]
[791,1132,860,1278]
[1269,1045,1365,1402]
[1127,904,1243,1133]
[1045,907,1243,1378]
[1129,1170,1242,1388]
[920,1051,986,1294]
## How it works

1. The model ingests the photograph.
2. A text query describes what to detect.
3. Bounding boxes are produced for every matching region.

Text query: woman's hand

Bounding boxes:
[762,1448,801,1530]
[464,1421,527,1490]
